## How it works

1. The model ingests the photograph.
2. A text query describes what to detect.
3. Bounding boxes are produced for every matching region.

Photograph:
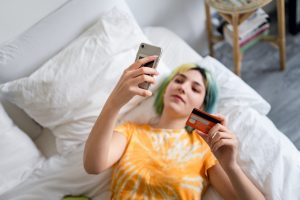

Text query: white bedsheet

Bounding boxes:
[1,143,111,200]
[1,26,300,200]
[204,106,300,200]
[3,106,299,200]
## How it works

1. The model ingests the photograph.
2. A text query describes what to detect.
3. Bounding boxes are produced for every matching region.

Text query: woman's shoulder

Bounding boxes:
[116,121,150,130]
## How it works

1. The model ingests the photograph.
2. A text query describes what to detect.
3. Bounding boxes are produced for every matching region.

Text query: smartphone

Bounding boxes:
[186,108,222,134]
[135,42,162,90]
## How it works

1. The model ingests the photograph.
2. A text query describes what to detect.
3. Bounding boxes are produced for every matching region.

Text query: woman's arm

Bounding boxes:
[198,115,265,200]
[208,162,265,200]
[83,101,126,174]
[83,56,159,174]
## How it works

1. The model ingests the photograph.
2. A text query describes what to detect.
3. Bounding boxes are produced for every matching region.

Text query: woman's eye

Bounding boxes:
[174,79,183,84]
[192,87,200,93]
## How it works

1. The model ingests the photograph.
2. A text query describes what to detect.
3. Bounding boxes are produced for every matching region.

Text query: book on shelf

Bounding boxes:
[226,8,269,40]
[224,23,270,46]
[223,8,270,51]
[240,30,269,52]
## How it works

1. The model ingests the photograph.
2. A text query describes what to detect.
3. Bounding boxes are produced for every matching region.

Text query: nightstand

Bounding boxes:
[205,0,286,76]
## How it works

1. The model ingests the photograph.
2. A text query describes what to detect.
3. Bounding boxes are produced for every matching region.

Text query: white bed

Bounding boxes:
[0,0,300,199]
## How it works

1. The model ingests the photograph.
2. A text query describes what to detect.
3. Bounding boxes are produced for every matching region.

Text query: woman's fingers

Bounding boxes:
[129,86,152,97]
[210,131,232,146]
[208,123,228,138]
[208,130,237,152]
[130,74,156,85]
[128,66,159,78]
[212,113,227,126]
[128,55,158,70]
[125,74,156,97]
[109,56,159,107]
[121,56,159,93]
[211,138,236,152]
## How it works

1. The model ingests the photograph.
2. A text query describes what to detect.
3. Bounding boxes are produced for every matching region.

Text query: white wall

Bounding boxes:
[0,0,276,55]
[126,0,208,54]
[0,0,209,54]
[0,0,69,44]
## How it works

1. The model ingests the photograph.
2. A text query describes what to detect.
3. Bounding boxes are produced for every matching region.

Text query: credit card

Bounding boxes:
[186,108,222,134]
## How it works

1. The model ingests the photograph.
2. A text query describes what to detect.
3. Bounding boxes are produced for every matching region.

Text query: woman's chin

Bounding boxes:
[165,103,188,116]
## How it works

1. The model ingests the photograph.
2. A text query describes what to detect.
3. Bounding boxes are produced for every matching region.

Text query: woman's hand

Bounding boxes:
[107,56,159,110]
[197,115,265,200]
[196,114,239,170]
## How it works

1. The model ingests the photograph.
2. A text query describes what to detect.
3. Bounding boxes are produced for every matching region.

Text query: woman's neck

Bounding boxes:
[154,110,187,130]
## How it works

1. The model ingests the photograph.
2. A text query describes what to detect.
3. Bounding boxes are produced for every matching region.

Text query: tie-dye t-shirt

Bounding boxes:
[111,122,217,200]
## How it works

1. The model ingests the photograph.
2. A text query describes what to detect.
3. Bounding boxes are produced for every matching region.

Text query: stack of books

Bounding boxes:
[223,8,270,52]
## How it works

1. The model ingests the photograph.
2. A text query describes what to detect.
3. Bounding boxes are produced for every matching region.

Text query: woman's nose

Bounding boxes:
[177,83,187,94]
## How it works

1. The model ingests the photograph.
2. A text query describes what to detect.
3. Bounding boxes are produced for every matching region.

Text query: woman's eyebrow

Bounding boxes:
[177,73,204,88]
[193,80,203,88]
[176,74,186,79]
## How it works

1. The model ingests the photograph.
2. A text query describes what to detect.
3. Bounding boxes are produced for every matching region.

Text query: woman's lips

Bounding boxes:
[171,95,185,103]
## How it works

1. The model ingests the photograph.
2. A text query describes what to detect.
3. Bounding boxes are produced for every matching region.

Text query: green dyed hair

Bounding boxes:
[154,63,219,115]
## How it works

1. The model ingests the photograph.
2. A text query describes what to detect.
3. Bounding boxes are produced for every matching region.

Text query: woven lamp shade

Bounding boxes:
[206,0,272,14]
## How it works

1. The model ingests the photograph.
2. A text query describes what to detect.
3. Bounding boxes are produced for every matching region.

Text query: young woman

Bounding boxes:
[83,56,265,200]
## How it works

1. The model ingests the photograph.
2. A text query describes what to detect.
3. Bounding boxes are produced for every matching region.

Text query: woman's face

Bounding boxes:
[163,69,206,117]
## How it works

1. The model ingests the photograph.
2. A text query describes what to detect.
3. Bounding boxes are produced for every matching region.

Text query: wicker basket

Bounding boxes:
[206,0,272,14]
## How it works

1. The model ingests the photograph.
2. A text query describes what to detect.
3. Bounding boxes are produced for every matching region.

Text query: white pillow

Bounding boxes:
[0,0,132,141]
[0,8,169,154]
[200,56,271,115]
[0,0,132,84]
[0,103,44,195]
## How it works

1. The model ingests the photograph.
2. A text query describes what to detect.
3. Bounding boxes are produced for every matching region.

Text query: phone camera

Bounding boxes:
[141,44,145,48]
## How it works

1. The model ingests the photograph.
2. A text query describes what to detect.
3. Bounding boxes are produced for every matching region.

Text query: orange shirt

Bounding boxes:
[111,122,217,200]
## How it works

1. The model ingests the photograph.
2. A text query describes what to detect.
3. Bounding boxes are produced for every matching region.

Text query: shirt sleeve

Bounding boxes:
[203,149,218,176]
[195,133,218,177]
[114,121,134,141]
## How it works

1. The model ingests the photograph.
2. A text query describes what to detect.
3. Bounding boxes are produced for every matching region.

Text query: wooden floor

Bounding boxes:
[213,16,300,150]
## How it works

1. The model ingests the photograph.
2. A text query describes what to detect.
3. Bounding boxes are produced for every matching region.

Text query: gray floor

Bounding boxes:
[213,16,300,150]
